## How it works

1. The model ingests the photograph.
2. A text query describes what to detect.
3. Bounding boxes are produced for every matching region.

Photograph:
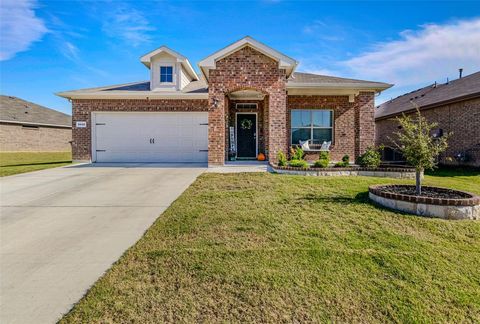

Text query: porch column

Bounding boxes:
[208,93,226,166]
[268,88,288,163]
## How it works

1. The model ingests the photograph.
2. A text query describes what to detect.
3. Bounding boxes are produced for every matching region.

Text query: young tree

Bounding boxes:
[392,105,450,195]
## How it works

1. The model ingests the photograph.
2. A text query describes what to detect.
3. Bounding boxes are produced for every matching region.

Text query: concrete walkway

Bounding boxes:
[207,161,270,173]
[0,163,206,324]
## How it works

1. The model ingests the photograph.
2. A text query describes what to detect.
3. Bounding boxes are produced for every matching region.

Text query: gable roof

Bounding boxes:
[0,95,71,128]
[140,45,199,80]
[375,71,480,120]
[288,72,392,91]
[198,36,298,80]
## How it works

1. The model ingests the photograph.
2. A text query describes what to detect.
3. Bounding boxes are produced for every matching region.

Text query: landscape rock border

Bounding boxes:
[271,164,417,179]
[369,184,480,220]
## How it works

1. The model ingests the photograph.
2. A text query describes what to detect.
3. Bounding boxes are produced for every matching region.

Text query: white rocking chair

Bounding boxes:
[297,140,331,152]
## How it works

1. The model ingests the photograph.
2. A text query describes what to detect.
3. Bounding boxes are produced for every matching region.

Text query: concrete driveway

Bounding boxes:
[0,163,205,324]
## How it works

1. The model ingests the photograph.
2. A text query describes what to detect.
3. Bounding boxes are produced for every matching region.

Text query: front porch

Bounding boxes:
[225,90,268,162]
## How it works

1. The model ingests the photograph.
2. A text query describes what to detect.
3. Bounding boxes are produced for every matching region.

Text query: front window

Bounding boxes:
[291,109,333,145]
[160,66,173,83]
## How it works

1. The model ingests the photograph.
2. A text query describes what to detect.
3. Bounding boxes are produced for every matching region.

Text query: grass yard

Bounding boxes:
[62,168,480,323]
[0,152,72,177]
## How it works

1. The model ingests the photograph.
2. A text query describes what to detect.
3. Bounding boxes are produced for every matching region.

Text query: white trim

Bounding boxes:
[56,91,208,100]
[290,109,334,146]
[159,64,175,84]
[235,112,258,159]
[287,82,392,90]
[140,45,198,80]
[0,119,71,128]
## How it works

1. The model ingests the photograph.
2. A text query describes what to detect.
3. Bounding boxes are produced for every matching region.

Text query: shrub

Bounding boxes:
[334,155,350,167]
[290,146,304,160]
[314,159,329,168]
[277,151,287,167]
[357,147,382,168]
[288,159,309,168]
[314,151,330,168]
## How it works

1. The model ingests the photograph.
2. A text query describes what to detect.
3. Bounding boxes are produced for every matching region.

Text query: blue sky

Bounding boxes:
[1,0,479,115]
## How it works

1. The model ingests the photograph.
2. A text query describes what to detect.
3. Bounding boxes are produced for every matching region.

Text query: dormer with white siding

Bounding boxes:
[140,46,199,91]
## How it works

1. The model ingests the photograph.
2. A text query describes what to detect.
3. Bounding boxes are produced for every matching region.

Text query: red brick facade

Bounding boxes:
[71,99,208,161]
[287,92,375,161]
[375,97,480,167]
[207,46,287,164]
[70,47,377,165]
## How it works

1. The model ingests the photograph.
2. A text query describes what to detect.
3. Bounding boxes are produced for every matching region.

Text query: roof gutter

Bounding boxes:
[287,82,393,91]
[56,91,209,100]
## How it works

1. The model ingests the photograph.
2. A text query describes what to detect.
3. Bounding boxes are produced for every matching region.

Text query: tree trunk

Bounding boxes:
[415,168,423,196]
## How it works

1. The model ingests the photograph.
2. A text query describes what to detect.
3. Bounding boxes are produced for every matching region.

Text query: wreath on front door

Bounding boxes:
[240,119,253,130]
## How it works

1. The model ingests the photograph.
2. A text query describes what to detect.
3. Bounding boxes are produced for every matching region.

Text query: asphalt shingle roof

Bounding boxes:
[375,71,480,119]
[60,72,390,97]
[289,72,389,86]
[0,95,71,127]
[104,80,208,93]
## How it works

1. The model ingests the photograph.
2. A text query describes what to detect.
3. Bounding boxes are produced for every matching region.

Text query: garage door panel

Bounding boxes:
[94,112,208,163]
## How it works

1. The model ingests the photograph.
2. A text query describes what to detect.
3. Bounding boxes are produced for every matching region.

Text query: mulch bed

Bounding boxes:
[379,185,471,199]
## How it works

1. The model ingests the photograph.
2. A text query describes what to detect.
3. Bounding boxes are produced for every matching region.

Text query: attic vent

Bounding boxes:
[22,125,39,130]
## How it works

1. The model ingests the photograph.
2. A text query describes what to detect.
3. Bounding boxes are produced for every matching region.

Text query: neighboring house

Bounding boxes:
[375,71,480,167]
[58,36,391,166]
[0,95,72,152]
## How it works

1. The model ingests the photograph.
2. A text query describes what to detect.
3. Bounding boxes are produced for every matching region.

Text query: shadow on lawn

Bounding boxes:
[300,192,370,204]
[426,166,480,177]
[1,161,72,167]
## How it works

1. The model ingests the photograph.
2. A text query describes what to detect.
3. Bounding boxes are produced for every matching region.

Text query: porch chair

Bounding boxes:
[298,139,331,152]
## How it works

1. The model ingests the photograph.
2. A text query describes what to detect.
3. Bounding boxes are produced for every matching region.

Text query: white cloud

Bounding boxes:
[102,5,155,47]
[343,18,480,86]
[61,41,80,61]
[0,0,48,61]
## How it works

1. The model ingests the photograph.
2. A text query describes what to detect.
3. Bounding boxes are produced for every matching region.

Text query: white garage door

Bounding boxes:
[93,112,208,163]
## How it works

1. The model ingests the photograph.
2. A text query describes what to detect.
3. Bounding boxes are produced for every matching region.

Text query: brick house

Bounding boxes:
[375,71,480,167]
[58,37,391,166]
[0,95,71,152]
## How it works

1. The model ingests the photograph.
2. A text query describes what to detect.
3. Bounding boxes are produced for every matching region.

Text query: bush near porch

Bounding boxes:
[61,168,480,323]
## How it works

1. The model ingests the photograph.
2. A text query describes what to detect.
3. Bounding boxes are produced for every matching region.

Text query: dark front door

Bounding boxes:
[236,114,257,158]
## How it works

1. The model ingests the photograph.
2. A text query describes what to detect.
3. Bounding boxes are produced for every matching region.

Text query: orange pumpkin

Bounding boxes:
[257,153,266,161]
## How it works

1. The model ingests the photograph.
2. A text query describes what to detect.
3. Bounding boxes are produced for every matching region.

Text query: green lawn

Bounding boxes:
[0,152,72,177]
[62,169,480,323]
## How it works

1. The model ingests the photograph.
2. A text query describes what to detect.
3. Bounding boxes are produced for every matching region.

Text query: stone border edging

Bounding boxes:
[272,165,415,172]
[369,185,480,207]
[270,164,416,179]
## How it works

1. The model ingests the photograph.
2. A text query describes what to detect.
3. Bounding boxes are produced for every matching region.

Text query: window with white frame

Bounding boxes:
[291,110,333,144]
[160,66,173,83]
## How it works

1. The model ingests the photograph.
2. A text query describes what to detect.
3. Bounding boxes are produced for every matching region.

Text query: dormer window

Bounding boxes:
[160,66,173,83]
